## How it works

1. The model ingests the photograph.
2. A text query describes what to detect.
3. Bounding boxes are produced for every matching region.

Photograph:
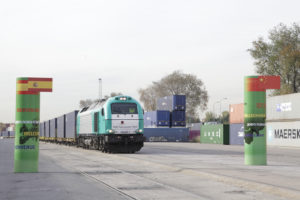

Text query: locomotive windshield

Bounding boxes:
[111,103,138,114]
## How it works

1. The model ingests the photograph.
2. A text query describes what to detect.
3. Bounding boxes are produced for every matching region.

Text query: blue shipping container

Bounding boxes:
[66,110,78,139]
[144,128,189,142]
[144,111,170,128]
[229,123,244,145]
[171,111,186,127]
[157,95,186,111]
[39,122,44,137]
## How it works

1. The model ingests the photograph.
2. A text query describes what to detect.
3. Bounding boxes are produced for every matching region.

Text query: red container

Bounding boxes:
[189,130,200,141]
[229,104,244,124]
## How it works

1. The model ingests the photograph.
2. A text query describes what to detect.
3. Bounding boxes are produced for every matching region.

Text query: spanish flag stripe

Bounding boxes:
[17,91,39,95]
[28,81,52,89]
[17,80,28,84]
[28,78,52,82]
[17,83,28,91]
[28,88,52,92]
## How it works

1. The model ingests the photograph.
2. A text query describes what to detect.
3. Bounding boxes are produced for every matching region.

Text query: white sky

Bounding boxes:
[1,0,300,122]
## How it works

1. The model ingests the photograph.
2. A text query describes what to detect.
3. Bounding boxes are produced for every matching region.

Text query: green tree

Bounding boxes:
[248,23,300,95]
[203,111,217,122]
[219,111,229,124]
[138,71,208,122]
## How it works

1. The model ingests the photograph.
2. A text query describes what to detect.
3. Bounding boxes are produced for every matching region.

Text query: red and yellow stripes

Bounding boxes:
[245,76,280,92]
[17,77,52,94]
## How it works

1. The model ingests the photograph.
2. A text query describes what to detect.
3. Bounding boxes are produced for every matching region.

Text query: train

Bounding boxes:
[40,95,145,153]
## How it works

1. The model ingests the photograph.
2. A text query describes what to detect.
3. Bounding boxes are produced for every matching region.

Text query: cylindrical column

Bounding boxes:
[244,76,266,165]
[14,78,40,172]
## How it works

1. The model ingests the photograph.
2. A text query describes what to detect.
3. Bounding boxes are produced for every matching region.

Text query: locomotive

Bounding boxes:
[76,95,144,153]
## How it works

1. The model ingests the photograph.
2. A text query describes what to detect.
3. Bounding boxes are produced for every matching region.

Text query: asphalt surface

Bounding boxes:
[1,138,300,200]
[0,138,130,200]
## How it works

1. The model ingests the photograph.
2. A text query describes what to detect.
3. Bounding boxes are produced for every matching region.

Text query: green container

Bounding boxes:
[200,124,229,145]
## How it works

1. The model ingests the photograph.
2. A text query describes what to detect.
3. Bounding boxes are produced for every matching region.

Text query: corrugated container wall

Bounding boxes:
[157,95,186,111]
[50,118,57,138]
[267,121,300,147]
[144,111,170,128]
[39,122,44,137]
[229,123,244,145]
[171,111,186,127]
[229,104,244,124]
[57,115,66,139]
[267,93,300,121]
[200,124,229,145]
[9,131,15,137]
[66,110,78,139]
[45,120,50,138]
[189,130,200,141]
[144,128,189,142]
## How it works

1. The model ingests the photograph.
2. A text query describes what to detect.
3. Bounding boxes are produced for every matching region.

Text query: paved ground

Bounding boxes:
[1,138,300,200]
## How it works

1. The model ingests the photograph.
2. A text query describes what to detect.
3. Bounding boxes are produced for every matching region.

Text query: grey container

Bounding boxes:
[45,120,50,138]
[39,122,44,137]
[187,123,202,131]
[2,131,9,137]
[157,95,186,111]
[143,128,189,142]
[9,131,15,137]
[229,123,244,145]
[66,110,79,139]
[57,115,66,139]
[267,121,300,147]
[267,93,300,121]
[50,118,57,138]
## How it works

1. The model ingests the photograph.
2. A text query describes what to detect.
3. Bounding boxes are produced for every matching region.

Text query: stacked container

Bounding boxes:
[144,128,189,142]
[229,103,244,145]
[144,111,170,128]
[157,95,186,127]
[266,93,300,147]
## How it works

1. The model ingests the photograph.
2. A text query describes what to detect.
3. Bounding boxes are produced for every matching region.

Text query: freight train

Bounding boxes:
[40,95,145,153]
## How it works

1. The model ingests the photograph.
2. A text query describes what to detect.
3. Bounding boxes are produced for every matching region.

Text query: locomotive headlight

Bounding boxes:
[108,129,114,133]
[136,129,143,133]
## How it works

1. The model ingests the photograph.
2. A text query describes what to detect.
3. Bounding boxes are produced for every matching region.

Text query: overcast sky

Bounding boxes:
[1,0,300,122]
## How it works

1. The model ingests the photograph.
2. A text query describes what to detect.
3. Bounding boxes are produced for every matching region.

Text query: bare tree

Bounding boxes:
[138,71,208,122]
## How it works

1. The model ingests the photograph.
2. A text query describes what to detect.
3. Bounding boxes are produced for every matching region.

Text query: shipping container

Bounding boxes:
[65,110,79,139]
[189,130,200,141]
[171,111,186,127]
[45,120,50,138]
[187,123,201,131]
[267,93,300,121]
[229,103,244,124]
[50,118,57,140]
[200,124,229,145]
[144,111,170,128]
[157,95,186,111]
[57,115,66,139]
[267,121,300,147]
[229,123,244,145]
[9,131,15,137]
[144,128,189,142]
[2,131,9,137]
[39,122,44,137]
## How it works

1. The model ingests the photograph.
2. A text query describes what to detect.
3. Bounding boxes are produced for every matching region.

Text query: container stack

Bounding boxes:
[156,95,186,127]
[229,103,244,145]
[266,93,300,147]
[143,95,188,142]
